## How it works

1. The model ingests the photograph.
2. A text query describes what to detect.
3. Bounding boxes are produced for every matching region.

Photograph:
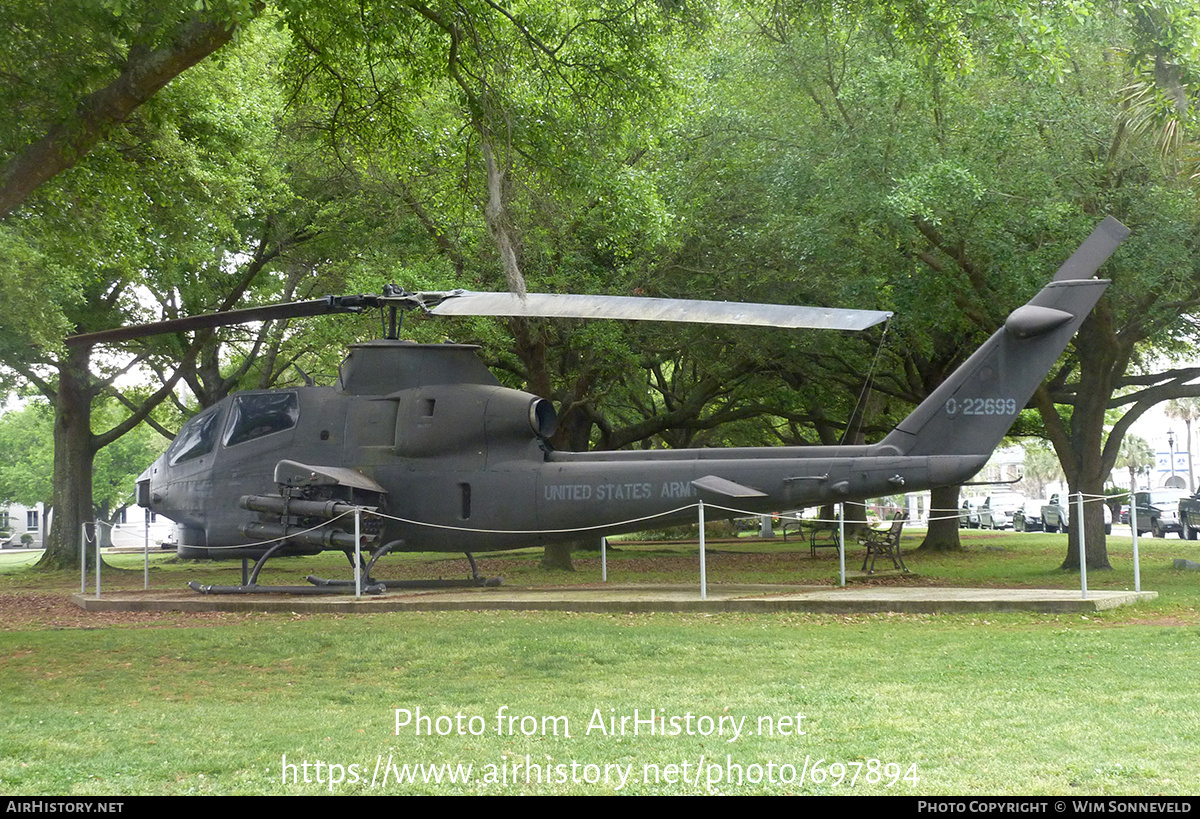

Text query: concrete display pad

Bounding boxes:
[71,583,1157,615]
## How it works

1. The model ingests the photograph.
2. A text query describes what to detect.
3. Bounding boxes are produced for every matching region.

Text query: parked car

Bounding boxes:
[1135,489,1189,538]
[959,499,981,529]
[1030,493,1112,534]
[1041,494,1070,533]
[978,493,1026,530]
[1013,502,1043,532]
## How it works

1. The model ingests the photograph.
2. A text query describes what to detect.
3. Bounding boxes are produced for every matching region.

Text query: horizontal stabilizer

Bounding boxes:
[691,475,768,498]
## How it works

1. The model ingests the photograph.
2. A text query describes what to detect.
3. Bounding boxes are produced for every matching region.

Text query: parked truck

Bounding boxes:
[1037,493,1112,535]
[1150,490,1195,538]
[1041,494,1068,533]
[1179,492,1200,539]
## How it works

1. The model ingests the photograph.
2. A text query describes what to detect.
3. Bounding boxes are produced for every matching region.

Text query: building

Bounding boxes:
[1,503,178,549]
[1,502,46,547]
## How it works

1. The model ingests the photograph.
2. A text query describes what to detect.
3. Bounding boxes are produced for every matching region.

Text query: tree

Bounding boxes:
[1022,441,1066,500]
[1163,399,1200,492]
[0,402,56,509]
[0,398,166,530]
[670,2,1014,550]
[1,18,301,568]
[0,397,169,553]
[659,1,1200,566]
[1014,0,1200,569]
[0,0,262,218]
[281,0,706,568]
[1116,434,1154,493]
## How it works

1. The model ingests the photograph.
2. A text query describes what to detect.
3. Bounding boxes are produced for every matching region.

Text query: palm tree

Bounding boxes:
[1116,434,1155,493]
[1020,441,1065,500]
[1163,399,1200,492]
[1117,3,1200,178]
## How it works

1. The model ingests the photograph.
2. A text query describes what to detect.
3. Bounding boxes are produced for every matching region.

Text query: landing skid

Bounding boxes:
[304,549,502,590]
[305,577,502,589]
[186,542,501,595]
[188,580,387,595]
[187,541,389,595]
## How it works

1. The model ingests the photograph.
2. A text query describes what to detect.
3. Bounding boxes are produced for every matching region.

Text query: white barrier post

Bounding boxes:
[838,504,846,587]
[94,521,102,599]
[1130,491,1141,593]
[143,508,150,590]
[80,523,88,594]
[601,536,607,582]
[354,507,362,599]
[698,500,707,601]
[1076,492,1087,600]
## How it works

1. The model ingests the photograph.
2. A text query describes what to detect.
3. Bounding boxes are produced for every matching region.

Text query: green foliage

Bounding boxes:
[90,401,170,512]
[1,15,297,380]
[0,400,166,511]
[1021,440,1065,499]
[0,224,73,357]
[0,402,55,507]
[1115,434,1154,489]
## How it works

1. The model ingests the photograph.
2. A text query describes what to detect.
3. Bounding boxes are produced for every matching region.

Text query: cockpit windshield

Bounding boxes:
[223,392,300,447]
[167,407,223,465]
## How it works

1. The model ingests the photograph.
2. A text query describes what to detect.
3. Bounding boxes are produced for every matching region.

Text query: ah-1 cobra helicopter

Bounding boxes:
[67,217,1130,594]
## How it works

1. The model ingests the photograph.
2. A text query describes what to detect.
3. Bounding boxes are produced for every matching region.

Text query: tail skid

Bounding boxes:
[882,217,1128,458]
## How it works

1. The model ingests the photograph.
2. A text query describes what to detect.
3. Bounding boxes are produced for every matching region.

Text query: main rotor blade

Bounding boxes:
[66,296,374,347]
[426,291,892,331]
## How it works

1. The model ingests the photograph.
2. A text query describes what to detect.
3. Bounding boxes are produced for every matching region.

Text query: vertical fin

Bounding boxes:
[882,218,1128,457]
[1054,216,1131,282]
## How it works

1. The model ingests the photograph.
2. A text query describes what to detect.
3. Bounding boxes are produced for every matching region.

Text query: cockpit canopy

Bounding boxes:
[167,392,301,466]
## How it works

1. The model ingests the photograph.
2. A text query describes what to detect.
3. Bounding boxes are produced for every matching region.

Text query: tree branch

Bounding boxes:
[0,8,257,218]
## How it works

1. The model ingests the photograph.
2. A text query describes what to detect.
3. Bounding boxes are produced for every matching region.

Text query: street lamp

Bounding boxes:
[1168,429,1178,489]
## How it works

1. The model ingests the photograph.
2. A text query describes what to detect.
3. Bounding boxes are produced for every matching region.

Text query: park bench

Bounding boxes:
[859,512,908,574]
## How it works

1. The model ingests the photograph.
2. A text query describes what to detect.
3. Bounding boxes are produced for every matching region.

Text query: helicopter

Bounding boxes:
[67,217,1130,594]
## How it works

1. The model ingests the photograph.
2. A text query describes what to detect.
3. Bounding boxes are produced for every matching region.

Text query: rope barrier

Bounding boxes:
[142,489,1126,549]
[162,509,362,551]
[371,502,720,536]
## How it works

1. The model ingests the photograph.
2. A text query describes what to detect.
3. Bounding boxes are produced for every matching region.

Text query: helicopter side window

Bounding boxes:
[223,392,300,447]
[167,408,222,466]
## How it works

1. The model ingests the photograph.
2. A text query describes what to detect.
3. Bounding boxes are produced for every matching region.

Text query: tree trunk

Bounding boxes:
[39,347,98,569]
[841,499,868,540]
[558,407,594,451]
[540,542,576,571]
[1035,310,1115,571]
[916,484,963,551]
[1060,482,1112,571]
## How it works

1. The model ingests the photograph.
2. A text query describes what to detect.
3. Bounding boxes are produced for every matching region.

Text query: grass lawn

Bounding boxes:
[0,528,1197,795]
